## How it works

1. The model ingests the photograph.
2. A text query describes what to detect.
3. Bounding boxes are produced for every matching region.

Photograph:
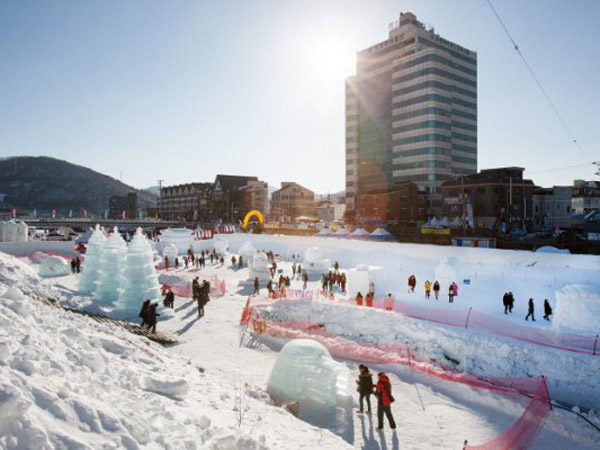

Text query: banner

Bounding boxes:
[52,209,56,219]
[466,201,474,228]
[11,209,16,218]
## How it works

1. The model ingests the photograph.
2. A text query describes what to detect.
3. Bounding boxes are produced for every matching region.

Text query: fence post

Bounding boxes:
[406,342,411,366]
[465,307,473,329]
[593,334,599,356]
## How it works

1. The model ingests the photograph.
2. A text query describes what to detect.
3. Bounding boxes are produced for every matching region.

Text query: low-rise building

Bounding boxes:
[158,183,212,222]
[241,180,269,216]
[572,180,600,218]
[271,182,315,222]
[441,167,535,230]
[315,201,346,224]
[358,182,428,225]
[532,186,572,232]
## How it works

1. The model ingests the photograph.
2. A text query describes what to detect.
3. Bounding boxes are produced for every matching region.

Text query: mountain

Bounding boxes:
[0,156,157,214]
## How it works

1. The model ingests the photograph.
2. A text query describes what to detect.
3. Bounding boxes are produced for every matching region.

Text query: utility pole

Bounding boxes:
[157,179,164,220]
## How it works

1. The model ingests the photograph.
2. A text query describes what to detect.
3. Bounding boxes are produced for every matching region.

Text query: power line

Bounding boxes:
[485,0,592,163]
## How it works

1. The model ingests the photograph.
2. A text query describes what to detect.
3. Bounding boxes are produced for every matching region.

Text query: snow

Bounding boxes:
[1,235,600,449]
[553,284,600,334]
[38,256,71,277]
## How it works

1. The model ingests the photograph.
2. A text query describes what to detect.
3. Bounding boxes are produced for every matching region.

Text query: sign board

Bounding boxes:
[421,227,450,235]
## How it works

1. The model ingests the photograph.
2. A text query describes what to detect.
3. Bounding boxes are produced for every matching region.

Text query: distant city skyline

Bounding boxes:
[0,1,598,193]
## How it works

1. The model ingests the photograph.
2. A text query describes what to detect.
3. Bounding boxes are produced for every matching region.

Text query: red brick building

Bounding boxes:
[358,182,428,225]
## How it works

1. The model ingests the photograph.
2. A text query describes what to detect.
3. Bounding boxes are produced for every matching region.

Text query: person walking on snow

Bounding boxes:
[144,303,160,333]
[433,281,440,299]
[302,271,308,289]
[375,372,396,431]
[139,299,150,326]
[424,280,432,299]
[543,299,552,321]
[408,275,416,293]
[448,285,454,303]
[356,364,374,414]
[253,277,259,295]
[503,292,509,314]
[525,298,535,321]
[508,291,515,313]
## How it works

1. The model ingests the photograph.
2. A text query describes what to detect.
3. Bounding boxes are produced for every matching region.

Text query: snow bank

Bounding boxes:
[554,285,600,335]
[0,250,350,450]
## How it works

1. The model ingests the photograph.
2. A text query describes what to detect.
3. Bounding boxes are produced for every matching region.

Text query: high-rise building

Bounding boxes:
[346,12,477,218]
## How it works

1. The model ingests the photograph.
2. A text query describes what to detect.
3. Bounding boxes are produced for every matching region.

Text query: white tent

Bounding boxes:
[332,227,350,238]
[438,217,450,227]
[368,228,395,240]
[348,228,369,239]
[315,228,334,237]
[430,217,439,227]
[449,217,463,228]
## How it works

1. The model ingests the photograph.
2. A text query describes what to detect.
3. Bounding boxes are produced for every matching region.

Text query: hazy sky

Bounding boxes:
[1,0,599,193]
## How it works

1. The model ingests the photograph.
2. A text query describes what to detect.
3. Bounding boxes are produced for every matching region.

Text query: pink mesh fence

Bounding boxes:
[161,275,226,298]
[315,291,599,355]
[241,303,552,450]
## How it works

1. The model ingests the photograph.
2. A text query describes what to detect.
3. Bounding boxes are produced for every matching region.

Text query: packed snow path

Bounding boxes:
[29,295,179,345]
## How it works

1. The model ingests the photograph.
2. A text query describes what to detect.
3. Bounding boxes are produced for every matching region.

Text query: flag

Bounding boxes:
[33,208,37,218]
[69,209,73,218]
[104,209,109,219]
[52,209,57,219]
[139,210,143,219]
[122,210,126,219]
[11,209,16,218]
[82,209,87,217]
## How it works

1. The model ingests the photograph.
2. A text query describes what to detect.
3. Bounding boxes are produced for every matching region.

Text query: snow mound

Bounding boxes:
[553,284,600,334]
[536,246,571,254]
[142,377,189,397]
[38,256,71,277]
[2,286,26,301]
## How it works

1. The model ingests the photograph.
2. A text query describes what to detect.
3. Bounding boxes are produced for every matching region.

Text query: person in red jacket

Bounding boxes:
[375,372,396,431]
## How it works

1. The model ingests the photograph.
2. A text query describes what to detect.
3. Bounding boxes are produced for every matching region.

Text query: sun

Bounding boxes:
[301,31,356,85]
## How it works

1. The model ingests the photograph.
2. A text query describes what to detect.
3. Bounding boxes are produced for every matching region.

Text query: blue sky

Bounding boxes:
[0,0,598,194]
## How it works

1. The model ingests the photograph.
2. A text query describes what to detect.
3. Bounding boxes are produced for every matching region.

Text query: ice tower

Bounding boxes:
[94,227,126,305]
[114,228,162,316]
[78,225,107,294]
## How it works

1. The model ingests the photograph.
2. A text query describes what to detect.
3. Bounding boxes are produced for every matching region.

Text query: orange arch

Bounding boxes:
[242,210,264,230]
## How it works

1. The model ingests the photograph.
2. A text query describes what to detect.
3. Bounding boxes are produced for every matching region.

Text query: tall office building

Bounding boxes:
[346,12,477,218]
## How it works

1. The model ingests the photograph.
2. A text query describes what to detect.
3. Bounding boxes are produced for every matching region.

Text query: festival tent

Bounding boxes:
[429,217,440,227]
[348,228,369,239]
[315,228,334,237]
[368,228,395,240]
[332,227,350,238]
[449,217,463,228]
[438,217,450,227]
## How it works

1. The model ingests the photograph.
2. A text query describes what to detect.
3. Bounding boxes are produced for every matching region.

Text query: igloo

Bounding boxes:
[249,252,271,282]
[553,285,600,334]
[162,244,179,265]
[213,237,228,255]
[435,257,456,286]
[303,247,330,275]
[39,256,71,277]
[267,339,346,409]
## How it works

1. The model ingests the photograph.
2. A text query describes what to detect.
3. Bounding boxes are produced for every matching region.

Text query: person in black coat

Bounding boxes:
[253,277,259,295]
[502,293,509,314]
[507,292,515,313]
[543,299,553,321]
[356,364,374,414]
[525,298,535,321]
[139,299,150,326]
[144,303,160,333]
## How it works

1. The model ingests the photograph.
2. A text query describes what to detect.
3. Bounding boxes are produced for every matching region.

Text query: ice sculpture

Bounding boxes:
[249,252,271,282]
[435,257,456,286]
[238,241,257,267]
[162,244,179,265]
[303,247,330,275]
[94,227,126,305]
[213,237,228,255]
[4,220,17,242]
[78,225,107,294]
[114,228,162,316]
[38,256,71,277]
[267,339,345,409]
[346,264,372,299]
